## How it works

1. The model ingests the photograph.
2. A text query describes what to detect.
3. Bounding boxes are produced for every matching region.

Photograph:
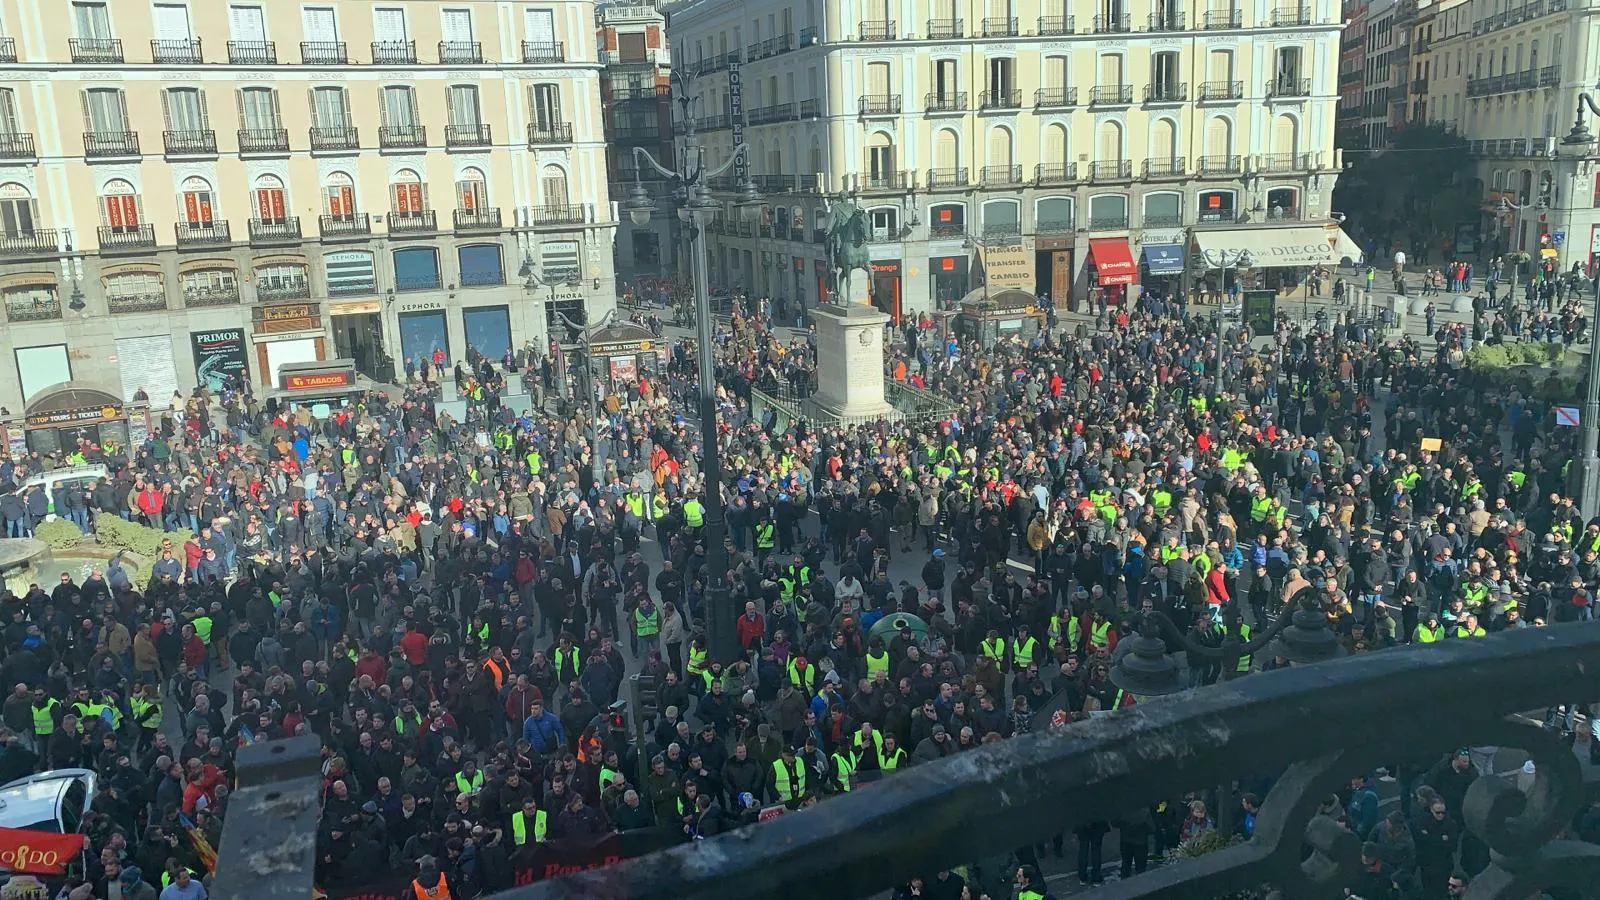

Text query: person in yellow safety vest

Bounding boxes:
[755,519,776,551]
[686,637,708,680]
[1088,613,1115,651]
[633,598,662,647]
[651,493,669,522]
[70,688,107,732]
[864,638,891,682]
[683,496,705,529]
[553,638,583,684]
[879,736,908,771]
[130,683,162,745]
[1232,623,1253,672]
[394,700,423,736]
[1414,613,1445,643]
[979,630,1006,668]
[30,689,59,757]
[787,656,818,695]
[525,448,542,475]
[1009,626,1038,672]
[511,799,548,845]
[1453,615,1487,638]
[454,761,485,796]
[777,574,796,605]
[1049,610,1081,654]
[772,747,807,804]
[1249,488,1272,527]
[830,747,857,793]
[625,492,646,521]
[1013,864,1047,900]
[852,723,885,769]
[1461,578,1489,612]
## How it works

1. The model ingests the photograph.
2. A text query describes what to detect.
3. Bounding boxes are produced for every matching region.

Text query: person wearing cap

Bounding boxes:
[771,744,807,806]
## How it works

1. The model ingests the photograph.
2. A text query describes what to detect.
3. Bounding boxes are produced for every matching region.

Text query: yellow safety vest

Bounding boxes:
[979,638,1005,665]
[832,750,856,791]
[1090,621,1113,649]
[455,770,484,794]
[788,660,816,694]
[511,809,547,844]
[1416,624,1444,643]
[31,699,57,735]
[879,746,906,770]
[683,501,705,528]
[555,646,582,677]
[634,606,661,637]
[131,697,162,730]
[1010,636,1037,668]
[864,651,889,681]
[772,759,806,801]
[755,522,775,549]
[687,645,708,676]
[1234,624,1253,672]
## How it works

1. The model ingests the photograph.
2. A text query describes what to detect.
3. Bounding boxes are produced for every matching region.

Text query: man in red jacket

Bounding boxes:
[735,601,766,650]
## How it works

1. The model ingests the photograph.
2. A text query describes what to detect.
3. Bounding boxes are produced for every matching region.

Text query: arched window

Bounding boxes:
[541,164,569,207]
[1149,118,1178,165]
[1198,189,1237,222]
[391,168,425,217]
[0,183,36,238]
[1088,194,1128,230]
[456,166,487,211]
[1272,114,1299,157]
[1043,123,1069,166]
[1096,121,1123,161]
[868,205,899,241]
[1142,191,1182,227]
[982,199,1020,238]
[986,126,1014,184]
[1035,197,1074,233]
[179,176,215,226]
[325,171,356,219]
[1266,187,1299,219]
[253,174,286,224]
[1204,117,1234,171]
[100,179,141,232]
[930,202,966,237]
[934,128,960,170]
[866,133,896,188]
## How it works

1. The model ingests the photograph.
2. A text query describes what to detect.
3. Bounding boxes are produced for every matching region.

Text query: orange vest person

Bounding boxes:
[413,858,451,900]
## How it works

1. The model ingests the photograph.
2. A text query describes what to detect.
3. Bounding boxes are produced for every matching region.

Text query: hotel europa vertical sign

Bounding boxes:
[729,60,746,182]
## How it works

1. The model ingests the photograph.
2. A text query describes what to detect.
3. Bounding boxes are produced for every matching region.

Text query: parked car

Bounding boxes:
[0,769,96,833]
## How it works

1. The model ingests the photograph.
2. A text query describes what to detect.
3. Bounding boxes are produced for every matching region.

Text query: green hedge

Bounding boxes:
[33,518,83,551]
[1464,342,1566,371]
[93,515,190,560]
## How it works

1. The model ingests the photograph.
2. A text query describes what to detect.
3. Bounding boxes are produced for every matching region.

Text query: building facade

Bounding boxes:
[598,2,677,285]
[0,0,615,438]
[1359,0,1399,148]
[1337,0,1368,138]
[666,0,1348,321]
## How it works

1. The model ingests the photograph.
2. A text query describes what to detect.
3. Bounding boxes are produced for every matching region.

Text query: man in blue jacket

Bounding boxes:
[521,699,566,755]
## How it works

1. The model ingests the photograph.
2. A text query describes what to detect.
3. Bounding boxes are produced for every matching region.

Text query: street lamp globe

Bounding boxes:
[1561,117,1596,157]
[685,184,720,228]
[734,179,766,221]
[623,181,656,227]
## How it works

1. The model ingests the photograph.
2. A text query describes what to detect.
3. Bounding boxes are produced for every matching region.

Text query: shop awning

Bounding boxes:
[1088,238,1136,286]
[1192,225,1360,269]
[1142,243,1185,276]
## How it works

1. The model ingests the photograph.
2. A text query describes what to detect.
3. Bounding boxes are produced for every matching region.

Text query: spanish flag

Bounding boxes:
[177,813,218,873]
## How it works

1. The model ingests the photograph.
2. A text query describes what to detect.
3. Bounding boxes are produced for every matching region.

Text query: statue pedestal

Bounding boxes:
[806,302,895,422]
[845,275,872,307]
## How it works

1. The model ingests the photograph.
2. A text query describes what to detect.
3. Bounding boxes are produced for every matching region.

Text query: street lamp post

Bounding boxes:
[1497,197,1531,312]
[1559,93,1600,520]
[620,92,765,664]
[551,306,612,486]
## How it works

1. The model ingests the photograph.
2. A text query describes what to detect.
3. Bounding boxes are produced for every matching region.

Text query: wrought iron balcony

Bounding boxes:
[981,17,1018,36]
[979,165,1023,186]
[1087,213,1130,230]
[237,128,289,154]
[0,37,14,64]
[0,229,60,257]
[1198,154,1244,174]
[1144,82,1188,103]
[754,174,797,192]
[151,38,202,64]
[248,217,301,243]
[1094,13,1132,32]
[1266,77,1312,98]
[386,211,438,233]
[257,281,311,302]
[1035,162,1078,184]
[453,208,502,231]
[175,221,232,246]
[747,103,797,125]
[1142,213,1183,228]
[924,92,968,112]
[1204,9,1243,27]
[379,124,427,149]
[228,40,276,64]
[106,292,168,314]
[310,126,359,151]
[858,20,896,41]
[979,89,1022,110]
[861,171,909,191]
[528,122,573,145]
[1034,86,1078,108]
[1143,157,1186,178]
[84,131,140,158]
[444,123,492,147]
[185,286,239,307]
[929,221,965,238]
[5,296,61,321]
[1540,65,1561,87]
[521,41,565,63]
[318,214,371,237]
[525,205,587,226]
[1272,4,1313,25]
[300,41,347,65]
[97,224,157,251]
[1088,160,1133,181]
[981,223,1021,241]
[1090,85,1134,106]
[799,99,821,118]
[163,130,217,156]
[926,167,968,188]
[799,26,818,45]
[1035,216,1075,233]
[1257,152,1311,172]
[69,38,123,63]
[371,40,417,64]
[0,133,36,159]
[1037,15,1076,34]
[926,18,964,38]
[858,94,902,116]
[1148,11,1187,30]
[438,41,483,64]
[1199,80,1245,101]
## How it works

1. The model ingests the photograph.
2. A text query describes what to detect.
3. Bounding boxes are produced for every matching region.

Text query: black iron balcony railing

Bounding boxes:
[386,210,438,233]
[1198,80,1245,101]
[754,174,797,193]
[84,130,140,158]
[525,205,587,226]
[1088,160,1133,181]
[163,129,216,155]
[97,224,157,251]
[438,41,483,64]
[1035,216,1075,233]
[0,133,36,159]
[521,42,565,63]
[981,223,1021,241]
[979,89,1022,110]
[0,229,58,257]
[1266,77,1312,98]
[925,92,968,112]
[1411,77,1429,94]
[1540,65,1561,86]
[858,20,896,40]
[0,37,15,64]
[1148,11,1187,30]
[798,99,821,118]
[185,286,239,307]
[1035,162,1078,184]
[799,26,818,45]
[318,213,371,237]
[1087,213,1130,230]
[151,38,202,64]
[926,167,968,188]
[453,208,502,230]
[1144,82,1188,103]
[861,171,909,191]
[228,40,275,64]
[300,41,347,65]
[1205,9,1243,27]
[1143,157,1186,177]
[444,123,492,147]
[1143,213,1183,228]
[394,271,440,292]
[371,40,417,64]
[1272,5,1312,25]
[256,281,311,302]
[1257,152,1311,172]
[979,165,1023,186]
[5,296,61,321]
[107,292,168,313]
[528,122,573,145]
[1090,85,1134,105]
[175,221,231,246]
[1094,13,1132,32]
[1198,154,1243,174]
[981,16,1018,36]
[858,94,902,115]
[747,103,797,125]
[1034,86,1079,108]
[69,38,123,63]
[379,124,427,148]
[310,125,359,151]
[1037,15,1076,34]
[248,217,301,242]
[237,127,289,153]
[928,221,965,238]
[926,18,964,37]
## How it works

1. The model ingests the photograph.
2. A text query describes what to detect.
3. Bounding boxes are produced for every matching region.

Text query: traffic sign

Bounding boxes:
[1553,231,1566,246]
[1557,406,1580,427]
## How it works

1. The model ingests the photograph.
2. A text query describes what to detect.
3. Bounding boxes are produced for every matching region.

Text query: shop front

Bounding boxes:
[587,322,664,394]
[1191,223,1361,298]
[1087,238,1136,306]
[1034,236,1072,310]
[268,359,359,418]
[327,299,389,381]
[1139,243,1185,297]
[251,301,327,388]
[19,383,134,455]
[929,255,970,311]
[869,259,903,322]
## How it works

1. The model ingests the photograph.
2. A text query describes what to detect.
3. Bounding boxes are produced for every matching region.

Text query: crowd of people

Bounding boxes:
[1,271,1597,900]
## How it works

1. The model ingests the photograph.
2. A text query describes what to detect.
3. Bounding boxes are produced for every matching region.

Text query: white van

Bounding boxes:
[17,465,108,516]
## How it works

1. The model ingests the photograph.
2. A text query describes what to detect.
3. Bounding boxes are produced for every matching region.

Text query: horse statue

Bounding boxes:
[824,200,871,303]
